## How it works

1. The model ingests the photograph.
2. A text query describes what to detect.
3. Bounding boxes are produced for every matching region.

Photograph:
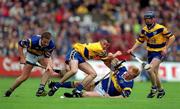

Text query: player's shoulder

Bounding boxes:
[29,35,41,45]
[142,25,147,30]
[155,23,166,29]
[30,34,41,40]
[49,40,55,48]
[117,66,127,76]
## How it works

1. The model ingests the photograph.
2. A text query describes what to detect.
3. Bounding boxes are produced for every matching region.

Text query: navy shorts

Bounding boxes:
[147,51,166,63]
[65,49,85,64]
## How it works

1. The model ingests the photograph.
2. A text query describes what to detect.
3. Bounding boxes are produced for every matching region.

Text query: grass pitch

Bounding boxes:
[0,77,180,109]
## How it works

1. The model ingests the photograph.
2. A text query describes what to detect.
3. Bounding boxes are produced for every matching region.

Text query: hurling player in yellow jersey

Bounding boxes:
[48,39,121,96]
[128,11,175,98]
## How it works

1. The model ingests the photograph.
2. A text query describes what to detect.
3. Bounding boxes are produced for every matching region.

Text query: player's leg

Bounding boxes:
[154,62,165,98]
[147,52,158,98]
[72,62,97,97]
[4,64,33,97]
[148,51,165,98]
[63,81,97,98]
[48,60,79,96]
[82,91,103,97]
[36,58,54,96]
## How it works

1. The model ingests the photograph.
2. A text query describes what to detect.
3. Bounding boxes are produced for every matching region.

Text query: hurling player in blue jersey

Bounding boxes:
[128,11,175,98]
[49,58,140,98]
[4,32,55,97]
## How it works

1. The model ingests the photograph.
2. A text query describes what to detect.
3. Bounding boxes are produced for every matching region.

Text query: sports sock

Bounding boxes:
[151,86,157,92]
[60,81,74,88]
[54,82,63,88]
[75,84,84,91]
[151,86,157,89]
[9,88,13,92]
[158,88,164,92]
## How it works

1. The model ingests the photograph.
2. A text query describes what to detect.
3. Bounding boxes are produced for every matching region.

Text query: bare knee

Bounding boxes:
[90,72,97,79]
[70,69,78,75]
[147,64,155,73]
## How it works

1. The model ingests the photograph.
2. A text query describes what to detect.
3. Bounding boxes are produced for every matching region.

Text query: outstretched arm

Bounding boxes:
[127,42,141,53]
[101,51,122,60]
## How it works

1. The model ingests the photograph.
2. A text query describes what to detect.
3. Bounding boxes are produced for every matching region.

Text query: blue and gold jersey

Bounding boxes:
[136,23,174,52]
[101,66,133,97]
[18,35,55,58]
[72,42,106,60]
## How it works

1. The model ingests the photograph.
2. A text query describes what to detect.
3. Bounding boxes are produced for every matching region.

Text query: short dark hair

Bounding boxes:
[41,32,51,40]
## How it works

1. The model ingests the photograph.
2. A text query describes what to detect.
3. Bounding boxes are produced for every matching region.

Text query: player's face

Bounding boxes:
[41,38,50,47]
[102,41,110,50]
[126,68,137,80]
[144,18,155,26]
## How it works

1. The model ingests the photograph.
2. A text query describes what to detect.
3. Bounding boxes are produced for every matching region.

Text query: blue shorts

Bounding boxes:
[65,49,85,64]
[147,51,165,63]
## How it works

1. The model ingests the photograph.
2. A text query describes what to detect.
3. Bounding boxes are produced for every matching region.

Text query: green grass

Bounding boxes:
[0,77,180,109]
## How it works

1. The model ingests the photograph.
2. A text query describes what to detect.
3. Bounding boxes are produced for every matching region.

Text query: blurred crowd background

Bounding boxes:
[0,0,179,61]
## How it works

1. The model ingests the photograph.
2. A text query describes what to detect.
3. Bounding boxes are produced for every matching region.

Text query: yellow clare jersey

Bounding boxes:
[136,23,174,51]
[72,42,106,60]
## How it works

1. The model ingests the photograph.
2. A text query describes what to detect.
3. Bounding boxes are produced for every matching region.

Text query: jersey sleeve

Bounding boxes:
[121,87,132,98]
[18,38,31,48]
[162,27,174,38]
[88,42,107,58]
[136,29,146,44]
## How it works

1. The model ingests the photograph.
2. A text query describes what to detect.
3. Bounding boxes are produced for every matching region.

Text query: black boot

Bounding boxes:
[147,86,157,98]
[36,88,47,97]
[157,89,165,98]
[72,89,83,98]
[48,86,58,96]
[4,89,13,97]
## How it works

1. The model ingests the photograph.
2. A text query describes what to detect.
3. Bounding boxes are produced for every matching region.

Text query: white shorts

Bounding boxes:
[94,83,106,96]
[26,52,44,64]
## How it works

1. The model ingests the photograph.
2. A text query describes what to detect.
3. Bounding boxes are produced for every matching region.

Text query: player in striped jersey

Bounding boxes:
[48,39,121,97]
[49,58,140,98]
[4,32,55,97]
[128,11,176,98]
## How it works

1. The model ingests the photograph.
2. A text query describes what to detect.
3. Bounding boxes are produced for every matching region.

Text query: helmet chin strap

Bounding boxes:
[146,22,155,29]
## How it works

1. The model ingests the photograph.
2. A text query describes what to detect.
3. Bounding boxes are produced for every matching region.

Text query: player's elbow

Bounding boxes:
[170,35,176,42]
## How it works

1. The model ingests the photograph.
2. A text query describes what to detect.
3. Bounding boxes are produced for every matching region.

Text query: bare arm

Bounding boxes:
[127,42,141,53]
[18,41,26,64]
[42,57,54,72]
[101,51,122,60]
[162,35,176,55]
[166,35,176,49]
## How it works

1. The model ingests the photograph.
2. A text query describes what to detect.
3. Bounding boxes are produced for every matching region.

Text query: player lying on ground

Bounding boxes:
[48,39,121,97]
[4,32,55,97]
[49,58,140,98]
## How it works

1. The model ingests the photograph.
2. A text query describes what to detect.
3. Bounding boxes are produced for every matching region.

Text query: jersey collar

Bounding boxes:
[39,39,42,47]
[147,23,156,30]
